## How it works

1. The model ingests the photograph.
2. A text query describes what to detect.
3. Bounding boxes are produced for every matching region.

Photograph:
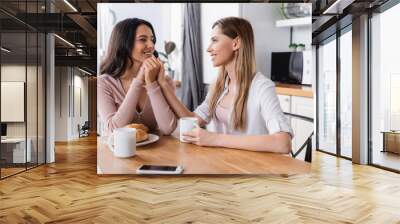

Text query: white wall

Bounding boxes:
[201,3,240,84]
[167,4,183,81]
[77,75,89,124]
[241,3,288,79]
[54,67,89,141]
[293,26,312,48]
[55,67,68,141]
[72,74,89,138]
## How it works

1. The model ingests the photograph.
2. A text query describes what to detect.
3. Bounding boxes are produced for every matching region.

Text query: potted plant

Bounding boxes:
[297,43,305,51]
[289,43,298,51]
[157,41,176,78]
[288,43,306,51]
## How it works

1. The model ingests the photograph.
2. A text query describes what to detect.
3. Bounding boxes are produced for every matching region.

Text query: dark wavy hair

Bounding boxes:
[100,18,156,78]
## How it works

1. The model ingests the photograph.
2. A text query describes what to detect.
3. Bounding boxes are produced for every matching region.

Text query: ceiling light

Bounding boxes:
[54,34,75,48]
[63,0,78,12]
[76,48,85,55]
[1,47,11,53]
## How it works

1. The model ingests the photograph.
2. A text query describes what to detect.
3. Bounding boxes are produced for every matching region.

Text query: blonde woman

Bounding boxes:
[157,17,293,153]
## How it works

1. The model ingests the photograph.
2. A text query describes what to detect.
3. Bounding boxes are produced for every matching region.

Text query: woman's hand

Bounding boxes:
[157,59,168,86]
[144,56,161,84]
[136,64,146,82]
[182,127,218,147]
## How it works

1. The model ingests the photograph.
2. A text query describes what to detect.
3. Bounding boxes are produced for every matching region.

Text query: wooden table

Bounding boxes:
[97,136,311,175]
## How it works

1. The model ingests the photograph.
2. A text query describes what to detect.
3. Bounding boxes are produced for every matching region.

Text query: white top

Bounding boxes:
[215,103,230,127]
[194,72,293,137]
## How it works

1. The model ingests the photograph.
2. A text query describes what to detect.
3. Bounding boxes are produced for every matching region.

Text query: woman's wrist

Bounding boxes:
[136,73,145,82]
[145,76,155,85]
[158,80,169,88]
[144,80,159,91]
[131,78,144,87]
[158,81,172,93]
[210,132,222,147]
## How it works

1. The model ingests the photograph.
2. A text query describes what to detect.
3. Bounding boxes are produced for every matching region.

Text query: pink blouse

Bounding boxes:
[97,74,177,136]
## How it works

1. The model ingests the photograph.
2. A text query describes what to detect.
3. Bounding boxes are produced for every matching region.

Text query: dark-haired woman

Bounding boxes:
[98,18,177,136]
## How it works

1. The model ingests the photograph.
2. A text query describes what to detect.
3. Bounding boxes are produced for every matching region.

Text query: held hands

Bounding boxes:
[157,59,168,86]
[136,64,146,82]
[144,56,162,84]
[182,127,218,147]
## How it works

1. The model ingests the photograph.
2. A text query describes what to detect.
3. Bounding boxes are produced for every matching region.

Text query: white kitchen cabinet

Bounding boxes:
[291,96,314,158]
[277,95,291,113]
[278,94,314,155]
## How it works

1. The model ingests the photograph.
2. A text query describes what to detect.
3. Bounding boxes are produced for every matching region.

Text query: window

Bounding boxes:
[0,1,47,179]
[317,37,337,155]
[370,2,400,171]
[339,29,352,158]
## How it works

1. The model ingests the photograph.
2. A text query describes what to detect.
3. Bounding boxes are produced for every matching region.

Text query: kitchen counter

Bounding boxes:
[275,83,313,98]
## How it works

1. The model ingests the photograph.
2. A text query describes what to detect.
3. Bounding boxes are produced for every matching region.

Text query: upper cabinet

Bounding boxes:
[276,17,311,27]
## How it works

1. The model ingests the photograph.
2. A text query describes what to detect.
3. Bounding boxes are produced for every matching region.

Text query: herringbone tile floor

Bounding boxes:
[1,136,400,223]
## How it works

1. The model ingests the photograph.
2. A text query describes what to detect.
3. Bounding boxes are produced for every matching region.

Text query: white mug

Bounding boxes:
[108,128,136,158]
[179,117,199,142]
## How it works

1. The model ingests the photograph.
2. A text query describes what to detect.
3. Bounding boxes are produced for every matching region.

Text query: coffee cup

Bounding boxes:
[108,128,136,158]
[179,117,199,142]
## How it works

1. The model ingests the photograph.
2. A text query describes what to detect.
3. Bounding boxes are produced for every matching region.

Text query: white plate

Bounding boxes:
[137,134,159,147]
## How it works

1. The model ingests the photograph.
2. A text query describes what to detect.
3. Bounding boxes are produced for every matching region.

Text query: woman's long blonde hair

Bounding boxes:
[208,17,256,131]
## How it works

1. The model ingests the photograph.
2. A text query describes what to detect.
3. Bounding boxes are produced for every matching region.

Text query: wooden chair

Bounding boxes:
[78,121,90,138]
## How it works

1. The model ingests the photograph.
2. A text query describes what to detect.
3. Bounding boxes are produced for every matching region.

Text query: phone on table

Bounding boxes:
[137,165,183,174]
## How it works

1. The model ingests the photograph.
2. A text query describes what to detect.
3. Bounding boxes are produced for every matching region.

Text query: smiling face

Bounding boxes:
[207,26,238,67]
[131,24,155,63]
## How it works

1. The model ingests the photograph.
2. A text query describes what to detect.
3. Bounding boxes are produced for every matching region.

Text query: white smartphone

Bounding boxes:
[136,165,183,174]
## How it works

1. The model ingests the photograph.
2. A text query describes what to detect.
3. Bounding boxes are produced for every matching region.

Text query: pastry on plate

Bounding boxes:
[136,129,149,142]
[125,123,149,142]
[125,123,149,133]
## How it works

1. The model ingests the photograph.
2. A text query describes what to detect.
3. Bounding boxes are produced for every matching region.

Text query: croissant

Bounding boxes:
[136,129,149,142]
[125,123,149,132]
[125,123,149,142]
